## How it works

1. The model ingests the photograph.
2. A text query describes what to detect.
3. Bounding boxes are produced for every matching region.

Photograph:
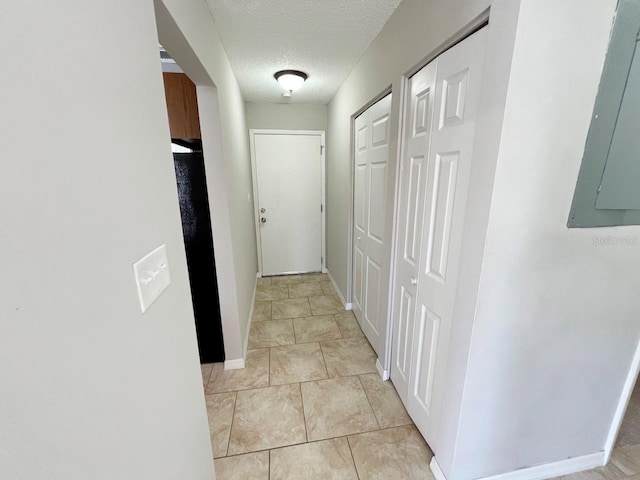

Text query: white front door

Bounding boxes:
[390,27,487,449]
[353,94,392,355]
[252,132,324,276]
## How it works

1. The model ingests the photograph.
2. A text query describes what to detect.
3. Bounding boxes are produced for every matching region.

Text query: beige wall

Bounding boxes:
[158,0,258,362]
[246,103,327,131]
[0,0,255,477]
[451,1,634,478]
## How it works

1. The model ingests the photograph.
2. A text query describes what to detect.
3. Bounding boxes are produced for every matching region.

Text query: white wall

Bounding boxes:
[157,0,258,361]
[0,0,254,477]
[449,1,637,478]
[0,0,211,478]
[245,103,327,131]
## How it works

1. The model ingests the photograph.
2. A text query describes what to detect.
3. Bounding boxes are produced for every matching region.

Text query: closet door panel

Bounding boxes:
[409,27,487,450]
[390,61,437,402]
[353,116,369,317]
[352,94,392,354]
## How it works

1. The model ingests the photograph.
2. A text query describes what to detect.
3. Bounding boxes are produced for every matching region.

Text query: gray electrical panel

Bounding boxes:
[569,0,640,227]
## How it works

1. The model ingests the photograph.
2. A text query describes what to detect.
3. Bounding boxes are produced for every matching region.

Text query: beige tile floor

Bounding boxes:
[203,273,640,480]
[202,273,434,480]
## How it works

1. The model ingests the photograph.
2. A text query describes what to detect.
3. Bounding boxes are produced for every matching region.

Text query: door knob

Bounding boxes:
[260,208,266,213]
[410,277,418,285]
[261,217,267,223]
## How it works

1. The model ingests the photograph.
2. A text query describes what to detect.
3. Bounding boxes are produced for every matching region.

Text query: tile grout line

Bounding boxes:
[298,382,309,444]
[292,316,299,343]
[332,314,346,340]
[225,391,240,457]
[223,391,238,457]
[256,422,409,450]
[346,435,362,480]
[207,363,218,390]
[357,374,382,430]
[278,370,380,389]
[268,346,271,387]
[317,341,331,380]
[318,342,332,379]
[221,439,308,460]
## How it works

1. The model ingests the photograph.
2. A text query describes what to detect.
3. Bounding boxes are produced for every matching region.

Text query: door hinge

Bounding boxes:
[597,184,602,193]
[321,204,323,213]
[321,145,325,155]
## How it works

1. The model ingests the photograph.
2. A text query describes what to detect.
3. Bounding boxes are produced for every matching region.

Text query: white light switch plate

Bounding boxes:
[133,245,171,313]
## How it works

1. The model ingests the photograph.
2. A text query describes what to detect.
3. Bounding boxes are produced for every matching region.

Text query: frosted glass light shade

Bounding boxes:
[274,70,308,92]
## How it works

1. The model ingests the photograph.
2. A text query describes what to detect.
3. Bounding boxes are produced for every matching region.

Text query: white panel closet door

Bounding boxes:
[254,133,323,275]
[352,94,392,354]
[390,61,437,404]
[390,27,487,450]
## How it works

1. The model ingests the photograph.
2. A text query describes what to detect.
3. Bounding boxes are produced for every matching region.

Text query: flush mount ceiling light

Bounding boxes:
[274,70,308,95]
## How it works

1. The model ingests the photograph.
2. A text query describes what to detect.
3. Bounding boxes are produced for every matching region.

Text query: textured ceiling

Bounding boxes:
[205,0,402,104]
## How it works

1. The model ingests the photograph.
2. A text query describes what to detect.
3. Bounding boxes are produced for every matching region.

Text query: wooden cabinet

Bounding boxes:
[162,73,201,139]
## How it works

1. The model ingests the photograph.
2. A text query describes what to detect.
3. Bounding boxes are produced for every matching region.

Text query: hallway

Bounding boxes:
[201,273,433,479]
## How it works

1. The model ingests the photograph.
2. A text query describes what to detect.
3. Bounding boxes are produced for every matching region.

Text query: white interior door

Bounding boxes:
[390,27,487,450]
[352,94,392,355]
[390,61,437,404]
[253,132,323,275]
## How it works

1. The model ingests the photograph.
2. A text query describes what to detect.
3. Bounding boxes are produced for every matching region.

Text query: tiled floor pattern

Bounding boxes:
[202,273,434,480]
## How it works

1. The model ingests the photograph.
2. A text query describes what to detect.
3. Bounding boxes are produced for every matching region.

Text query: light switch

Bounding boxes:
[133,245,171,313]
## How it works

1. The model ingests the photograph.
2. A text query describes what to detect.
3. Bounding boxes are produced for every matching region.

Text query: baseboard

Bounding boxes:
[376,359,390,381]
[228,275,255,371]
[430,452,605,480]
[242,275,258,361]
[604,337,640,462]
[224,358,245,370]
[430,458,447,480]
[326,269,349,310]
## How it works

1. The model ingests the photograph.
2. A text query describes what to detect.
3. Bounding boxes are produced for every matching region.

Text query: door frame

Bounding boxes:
[249,129,326,277]
[604,338,640,462]
[347,89,393,377]
[382,13,491,379]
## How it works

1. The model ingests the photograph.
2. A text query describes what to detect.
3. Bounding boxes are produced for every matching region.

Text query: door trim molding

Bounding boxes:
[347,88,392,309]
[430,452,606,480]
[384,72,410,378]
[384,7,490,382]
[375,359,389,381]
[249,129,326,276]
[604,335,640,462]
[327,269,351,310]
